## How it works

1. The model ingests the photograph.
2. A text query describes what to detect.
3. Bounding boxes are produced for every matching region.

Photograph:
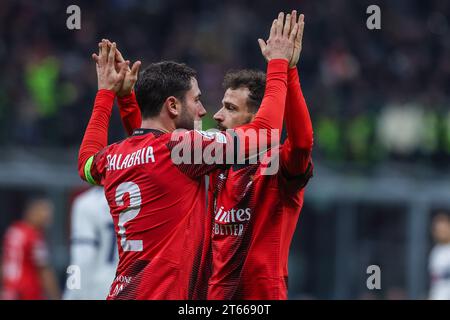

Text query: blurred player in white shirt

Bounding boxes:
[63,187,118,300]
[429,212,450,300]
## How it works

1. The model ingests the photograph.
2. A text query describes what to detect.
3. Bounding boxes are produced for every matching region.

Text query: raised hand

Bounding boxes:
[91,39,128,93]
[288,11,305,68]
[114,47,141,97]
[95,40,141,97]
[258,12,299,62]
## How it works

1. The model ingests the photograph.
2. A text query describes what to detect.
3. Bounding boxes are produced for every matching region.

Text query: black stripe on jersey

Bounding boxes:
[281,160,314,187]
[71,238,100,247]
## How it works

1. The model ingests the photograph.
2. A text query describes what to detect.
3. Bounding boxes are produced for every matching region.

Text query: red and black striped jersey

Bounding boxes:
[207,144,313,300]
[206,66,314,300]
[86,128,233,300]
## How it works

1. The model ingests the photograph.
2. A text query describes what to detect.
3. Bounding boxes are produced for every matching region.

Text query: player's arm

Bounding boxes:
[78,40,129,185]
[232,58,288,152]
[237,12,299,136]
[111,43,142,135]
[118,91,141,136]
[281,12,313,178]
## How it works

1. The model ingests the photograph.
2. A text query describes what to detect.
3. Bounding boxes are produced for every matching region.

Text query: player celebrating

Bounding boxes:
[206,11,313,300]
[78,13,298,299]
[64,85,136,300]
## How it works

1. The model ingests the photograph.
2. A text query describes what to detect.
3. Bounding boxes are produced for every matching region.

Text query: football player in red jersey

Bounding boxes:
[204,11,313,299]
[78,12,298,299]
[1,197,61,300]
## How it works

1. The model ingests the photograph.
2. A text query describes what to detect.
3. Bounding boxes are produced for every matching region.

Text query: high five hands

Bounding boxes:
[92,39,141,96]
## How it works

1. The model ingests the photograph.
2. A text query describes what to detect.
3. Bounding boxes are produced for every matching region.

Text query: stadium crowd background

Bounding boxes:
[0,0,449,299]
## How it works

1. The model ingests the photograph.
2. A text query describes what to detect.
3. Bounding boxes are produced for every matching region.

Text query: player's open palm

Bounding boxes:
[258,12,299,62]
[92,40,128,93]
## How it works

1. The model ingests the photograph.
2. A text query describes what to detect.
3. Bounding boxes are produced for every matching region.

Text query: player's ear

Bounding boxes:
[165,96,180,118]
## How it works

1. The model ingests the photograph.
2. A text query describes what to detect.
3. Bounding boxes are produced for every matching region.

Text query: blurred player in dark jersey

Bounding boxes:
[1,196,61,300]
[204,11,313,299]
[78,12,298,299]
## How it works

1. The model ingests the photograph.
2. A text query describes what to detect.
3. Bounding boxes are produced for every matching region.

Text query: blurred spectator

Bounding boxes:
[376,102,428,156]
[429,212,450,300]
[63,187,118,300]
[1,196,60,300]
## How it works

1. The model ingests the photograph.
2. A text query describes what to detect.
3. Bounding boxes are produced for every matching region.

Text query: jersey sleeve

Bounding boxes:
[233,59,289,158]
[81,147,109,186]
[279,67,314,179]
[278,152,313,204]
[117,91,142,136]
[78,89,115,186]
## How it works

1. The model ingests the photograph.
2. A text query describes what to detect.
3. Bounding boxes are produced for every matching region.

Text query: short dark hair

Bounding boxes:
[222,69,266,112]
[135,61,197,119]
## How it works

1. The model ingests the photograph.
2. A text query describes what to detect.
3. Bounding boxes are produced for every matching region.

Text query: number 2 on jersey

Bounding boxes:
[115,182,143,251]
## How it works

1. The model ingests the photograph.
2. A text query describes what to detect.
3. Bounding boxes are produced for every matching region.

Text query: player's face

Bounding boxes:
[30,200,54,229]
[213,87,254,130]
[176,78,206,130]
[432,215,450,243]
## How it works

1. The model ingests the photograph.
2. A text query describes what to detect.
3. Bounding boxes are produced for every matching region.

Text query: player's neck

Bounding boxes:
[22,217,42,231]
[140,116,175,133]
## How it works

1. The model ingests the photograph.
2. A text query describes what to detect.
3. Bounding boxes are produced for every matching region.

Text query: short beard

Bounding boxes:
[175,102,195,130]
